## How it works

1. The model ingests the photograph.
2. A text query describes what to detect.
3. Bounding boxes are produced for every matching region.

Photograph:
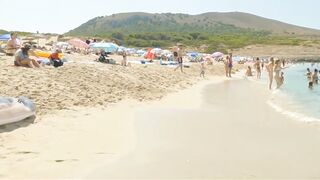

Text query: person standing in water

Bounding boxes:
[312,69,319,85]
[280,72,285,86]
[266,58,275,90]
[274,59,283,88]
[306,68,312,79]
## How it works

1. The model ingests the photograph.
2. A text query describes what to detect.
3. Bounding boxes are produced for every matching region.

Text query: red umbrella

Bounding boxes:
[67,38,89,49]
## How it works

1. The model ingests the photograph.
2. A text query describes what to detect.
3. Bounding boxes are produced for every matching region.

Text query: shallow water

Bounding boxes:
[269,63,320,121]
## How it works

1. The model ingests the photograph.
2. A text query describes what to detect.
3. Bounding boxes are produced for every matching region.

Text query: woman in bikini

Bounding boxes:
[274,59,283,89]
[255,57,261,79]
[266,58,274,90]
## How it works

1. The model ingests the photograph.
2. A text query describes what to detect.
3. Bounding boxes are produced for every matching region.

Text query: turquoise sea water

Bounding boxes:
[271,63,320,121]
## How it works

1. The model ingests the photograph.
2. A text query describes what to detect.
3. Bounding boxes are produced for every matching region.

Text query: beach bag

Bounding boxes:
[98,55,106,63]
[53,60,63,68]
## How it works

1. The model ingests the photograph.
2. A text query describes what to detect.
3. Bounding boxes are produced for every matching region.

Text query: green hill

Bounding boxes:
[0,29,9,34]
[64,12,320,52]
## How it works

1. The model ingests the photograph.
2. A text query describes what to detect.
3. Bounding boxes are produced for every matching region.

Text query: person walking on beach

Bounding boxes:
[261,60,264,71]
[174,56,183,73]
[200,61,205,78]
[254,57,261,79]
[266,57,274,90]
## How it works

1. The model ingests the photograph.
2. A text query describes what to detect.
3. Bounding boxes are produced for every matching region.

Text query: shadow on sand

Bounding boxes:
[0,116,36,133]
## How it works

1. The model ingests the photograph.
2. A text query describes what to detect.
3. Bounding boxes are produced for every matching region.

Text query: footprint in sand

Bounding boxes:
[54,159,78,163]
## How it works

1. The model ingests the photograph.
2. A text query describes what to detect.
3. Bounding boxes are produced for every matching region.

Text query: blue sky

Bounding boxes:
[0,0,319,34]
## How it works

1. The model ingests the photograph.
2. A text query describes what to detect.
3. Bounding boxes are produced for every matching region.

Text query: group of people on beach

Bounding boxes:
[246,57,285,90]
[266,58,285,90]
[5,33,64,68]
[306,68,318,89]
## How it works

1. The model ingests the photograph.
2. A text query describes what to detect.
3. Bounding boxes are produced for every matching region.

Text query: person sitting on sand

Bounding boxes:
[245,66,253,76]
[312,69,318,84]
[97,50,109,63]
[6,32,21,56]
[49,49,64,68]
[200,62,205,78]
[266,57,274,90]
[14,44,41,68]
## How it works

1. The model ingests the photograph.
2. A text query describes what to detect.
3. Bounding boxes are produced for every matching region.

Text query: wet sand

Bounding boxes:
[87,79,320,179]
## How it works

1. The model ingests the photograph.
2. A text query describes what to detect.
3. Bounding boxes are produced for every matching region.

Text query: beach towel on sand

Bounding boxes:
[0,97,36,126]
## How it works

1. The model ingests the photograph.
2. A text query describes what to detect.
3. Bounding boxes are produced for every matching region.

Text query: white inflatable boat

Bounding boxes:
[0,97,36,126]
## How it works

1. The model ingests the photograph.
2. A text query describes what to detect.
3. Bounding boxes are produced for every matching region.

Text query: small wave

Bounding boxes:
[267,100,320,122]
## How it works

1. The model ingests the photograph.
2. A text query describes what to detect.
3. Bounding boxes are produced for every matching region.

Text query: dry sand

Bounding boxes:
[234,44,320,60]
[1,72,320,179]
[0,53,242,118]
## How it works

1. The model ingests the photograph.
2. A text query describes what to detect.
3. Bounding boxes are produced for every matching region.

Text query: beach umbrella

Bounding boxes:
[211,52,224,58]
[56,42,69,46]
[150,48,162,54]
[0,34,10,41]
[187,52,198,57]
[89,42,119,52]
[55,42,69,49]
[136,50,146,55]
[67,38,89,49]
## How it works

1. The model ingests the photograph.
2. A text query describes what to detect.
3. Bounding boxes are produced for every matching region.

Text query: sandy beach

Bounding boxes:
[0,53,235,118]
[1,66,320,178]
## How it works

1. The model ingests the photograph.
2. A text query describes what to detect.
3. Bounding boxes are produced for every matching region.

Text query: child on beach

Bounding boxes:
[309,80,313,89]
[121,51,127,66]
[245,66,253,76]
[200,62,205,78]
[49,49,64,68]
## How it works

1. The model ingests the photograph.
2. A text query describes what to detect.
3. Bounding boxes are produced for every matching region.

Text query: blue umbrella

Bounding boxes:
[0,34,10,41]
[90,42,119,52]
[188,52,198,57]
